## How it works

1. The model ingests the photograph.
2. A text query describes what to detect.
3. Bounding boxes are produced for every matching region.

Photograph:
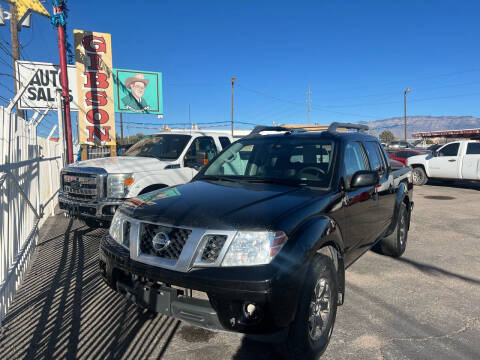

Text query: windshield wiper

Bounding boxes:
[135,154,163,160]
[200,175,237,182]
[240,177,302,187]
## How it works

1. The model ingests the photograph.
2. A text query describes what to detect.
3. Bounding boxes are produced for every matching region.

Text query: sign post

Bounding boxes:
[52,0,73,164]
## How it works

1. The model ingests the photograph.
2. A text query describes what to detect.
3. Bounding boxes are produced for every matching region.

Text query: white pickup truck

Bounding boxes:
[407,140,480,185]
[59,130,233,226]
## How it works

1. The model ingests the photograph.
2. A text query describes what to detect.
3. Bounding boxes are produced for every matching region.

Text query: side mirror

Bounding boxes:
[350,170,380,188]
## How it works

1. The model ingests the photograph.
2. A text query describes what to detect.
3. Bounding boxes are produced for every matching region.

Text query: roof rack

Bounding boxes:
[327,122,369,133]
[247,125,307,137]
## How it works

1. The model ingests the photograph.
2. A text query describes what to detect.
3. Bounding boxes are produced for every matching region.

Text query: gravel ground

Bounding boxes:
[0,182,479,359]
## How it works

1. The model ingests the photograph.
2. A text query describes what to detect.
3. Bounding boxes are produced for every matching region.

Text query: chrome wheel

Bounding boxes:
[308,277,332,341]
[412,168,425,185]
[399,208,407,248]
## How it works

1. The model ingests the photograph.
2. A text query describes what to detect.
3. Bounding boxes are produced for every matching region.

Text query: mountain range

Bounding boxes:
[361,116,480,139]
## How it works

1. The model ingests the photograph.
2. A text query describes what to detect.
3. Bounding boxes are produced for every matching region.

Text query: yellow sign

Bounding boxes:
[74,30,116,146]
[7,0,50,21]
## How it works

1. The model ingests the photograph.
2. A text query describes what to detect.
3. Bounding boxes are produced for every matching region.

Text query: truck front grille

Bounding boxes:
[201,235,227,263]
[62,172,98,201]
[139,223,191,260]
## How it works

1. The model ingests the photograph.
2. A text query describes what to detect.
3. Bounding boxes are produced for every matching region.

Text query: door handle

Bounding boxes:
[448,159,456,162]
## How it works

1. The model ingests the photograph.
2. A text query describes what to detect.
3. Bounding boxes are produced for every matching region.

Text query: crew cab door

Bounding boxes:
[363,140,395,240]
[341,141,379,265]
[461,142,480,180]
[428,142,460,179]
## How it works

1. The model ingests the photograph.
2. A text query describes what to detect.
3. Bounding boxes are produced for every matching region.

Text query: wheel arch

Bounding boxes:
[411,163,429,177]
[288,215,346,306]
[385,182,412,236]
[137,183,168,196]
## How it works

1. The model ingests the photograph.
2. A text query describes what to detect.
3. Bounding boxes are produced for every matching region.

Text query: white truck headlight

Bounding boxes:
[109,211,124,243]
[107,173,134,198]
[221,231,288,267]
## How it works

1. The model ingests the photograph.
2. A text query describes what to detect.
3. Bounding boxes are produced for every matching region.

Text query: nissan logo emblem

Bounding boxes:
[152,232,170,251]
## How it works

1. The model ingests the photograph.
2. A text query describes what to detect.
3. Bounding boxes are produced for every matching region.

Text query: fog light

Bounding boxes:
[243,302,258,319]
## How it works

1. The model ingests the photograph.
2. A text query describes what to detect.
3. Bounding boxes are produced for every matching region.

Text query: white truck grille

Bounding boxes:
[62,172,98,201]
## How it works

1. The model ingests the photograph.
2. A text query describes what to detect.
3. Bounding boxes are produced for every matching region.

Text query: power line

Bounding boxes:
[238,84,377,118]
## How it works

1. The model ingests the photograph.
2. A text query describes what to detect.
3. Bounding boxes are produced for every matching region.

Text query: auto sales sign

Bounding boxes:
[15,61,78,110]
[74,29,116,145]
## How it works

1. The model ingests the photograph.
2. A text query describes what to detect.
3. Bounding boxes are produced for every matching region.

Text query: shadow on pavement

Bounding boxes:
[0,215,181,359]
[426,179,480,191]
[232,337,281,360]
[396,257,480,286]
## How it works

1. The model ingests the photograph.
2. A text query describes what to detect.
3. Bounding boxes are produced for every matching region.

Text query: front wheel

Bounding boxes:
[412,167,428,186]
[286,254,338,360]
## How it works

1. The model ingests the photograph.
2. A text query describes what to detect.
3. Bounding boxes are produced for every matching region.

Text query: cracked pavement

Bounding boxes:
[0,182,479,359]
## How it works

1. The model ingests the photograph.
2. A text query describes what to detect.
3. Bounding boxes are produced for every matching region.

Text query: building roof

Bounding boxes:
[412,128,480,139]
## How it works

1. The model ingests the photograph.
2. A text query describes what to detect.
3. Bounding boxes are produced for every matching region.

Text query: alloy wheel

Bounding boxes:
[308,277,332,341]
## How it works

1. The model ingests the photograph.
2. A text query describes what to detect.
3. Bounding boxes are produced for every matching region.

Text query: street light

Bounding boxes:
[404,88,411,142]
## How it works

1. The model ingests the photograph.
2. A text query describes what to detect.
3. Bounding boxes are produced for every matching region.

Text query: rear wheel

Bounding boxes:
[412,167,428,186]
[286,254,338,360]
[376,202,408,257]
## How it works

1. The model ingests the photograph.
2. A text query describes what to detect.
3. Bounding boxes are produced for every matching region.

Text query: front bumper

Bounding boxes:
[59,192,123,220]
[99,235,305,334]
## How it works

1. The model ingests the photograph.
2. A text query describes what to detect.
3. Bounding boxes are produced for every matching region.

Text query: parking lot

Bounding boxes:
[0,182,479,360]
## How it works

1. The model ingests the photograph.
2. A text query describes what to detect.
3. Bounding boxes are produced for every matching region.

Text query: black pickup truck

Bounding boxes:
[99,123,413,359]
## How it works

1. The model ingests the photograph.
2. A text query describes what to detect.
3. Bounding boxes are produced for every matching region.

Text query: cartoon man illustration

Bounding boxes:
[122,73,150,111]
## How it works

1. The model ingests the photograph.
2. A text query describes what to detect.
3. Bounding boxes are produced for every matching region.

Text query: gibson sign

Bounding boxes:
[74,30,116,145]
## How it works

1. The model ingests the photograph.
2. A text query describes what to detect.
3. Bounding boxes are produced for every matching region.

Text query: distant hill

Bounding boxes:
[361,116,480,138]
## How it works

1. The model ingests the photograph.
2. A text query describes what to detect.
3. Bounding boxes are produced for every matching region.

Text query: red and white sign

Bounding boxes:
[74,30,116,145]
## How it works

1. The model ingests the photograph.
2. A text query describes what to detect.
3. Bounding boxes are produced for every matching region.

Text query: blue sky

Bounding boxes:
[1,0,479,138]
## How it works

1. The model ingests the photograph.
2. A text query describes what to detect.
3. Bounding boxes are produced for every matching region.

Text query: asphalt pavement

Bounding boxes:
[0,182,479,359]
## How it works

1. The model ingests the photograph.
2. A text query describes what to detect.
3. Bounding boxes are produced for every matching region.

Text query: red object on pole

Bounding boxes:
[55,8,74,164]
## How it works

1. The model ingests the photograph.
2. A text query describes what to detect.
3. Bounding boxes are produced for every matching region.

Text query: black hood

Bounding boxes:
[121,180,323,230]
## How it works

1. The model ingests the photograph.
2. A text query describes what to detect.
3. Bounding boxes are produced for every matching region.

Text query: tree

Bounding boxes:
[379,130,395,143]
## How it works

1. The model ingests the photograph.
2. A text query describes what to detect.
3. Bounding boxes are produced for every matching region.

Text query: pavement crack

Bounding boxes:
[389,317,479,343]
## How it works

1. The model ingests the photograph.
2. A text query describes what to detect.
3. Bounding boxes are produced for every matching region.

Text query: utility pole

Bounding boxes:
[9,2,24,119]
[404,88,411,142]
[189,104,191,127]
[306,84,311,125]
[52,1,73,164]
[231,77,236,137]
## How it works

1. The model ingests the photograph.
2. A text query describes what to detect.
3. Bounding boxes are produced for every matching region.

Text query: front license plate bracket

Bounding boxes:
[136,284,177,315]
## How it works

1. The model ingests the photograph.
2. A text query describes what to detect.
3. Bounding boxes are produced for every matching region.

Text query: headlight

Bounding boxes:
[221,231,288,267]
[109,211,123,243]
[107,173,134,198]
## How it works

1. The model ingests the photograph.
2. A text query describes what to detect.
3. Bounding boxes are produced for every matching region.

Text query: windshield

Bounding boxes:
[200,136,336,188]
[124,134,191,160]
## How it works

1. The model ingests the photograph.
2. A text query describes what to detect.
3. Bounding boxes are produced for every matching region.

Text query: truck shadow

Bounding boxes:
[395,257,480,286]
[426,179,480,191]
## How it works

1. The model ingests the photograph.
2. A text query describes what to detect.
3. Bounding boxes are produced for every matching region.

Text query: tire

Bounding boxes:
[412,167,428,186]
[376,202,408,258]
[286,254,338,360]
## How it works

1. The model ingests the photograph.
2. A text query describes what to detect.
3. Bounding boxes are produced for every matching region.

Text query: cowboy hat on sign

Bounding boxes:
[124,73,150,89]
